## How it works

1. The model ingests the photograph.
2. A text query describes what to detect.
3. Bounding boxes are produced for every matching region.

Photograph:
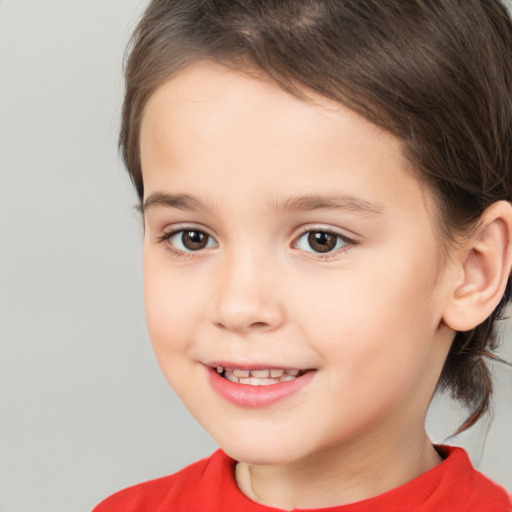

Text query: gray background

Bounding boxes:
[0,1,511,511]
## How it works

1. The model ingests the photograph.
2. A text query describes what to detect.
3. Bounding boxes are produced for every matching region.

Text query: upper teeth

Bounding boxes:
[216,367,303,385]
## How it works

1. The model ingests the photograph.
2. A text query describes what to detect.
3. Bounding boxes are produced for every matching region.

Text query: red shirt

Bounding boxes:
[93,446,511,511]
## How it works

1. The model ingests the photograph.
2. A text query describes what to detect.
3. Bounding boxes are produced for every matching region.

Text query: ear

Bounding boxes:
[442,200,512,332]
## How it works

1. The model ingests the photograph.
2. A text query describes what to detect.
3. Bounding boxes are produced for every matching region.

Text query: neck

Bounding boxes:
[236,427,442,510]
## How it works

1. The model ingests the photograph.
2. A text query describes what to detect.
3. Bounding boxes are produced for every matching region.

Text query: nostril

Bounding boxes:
[214,320,270,330]
[211,288,285,332]
[249,321,270,329]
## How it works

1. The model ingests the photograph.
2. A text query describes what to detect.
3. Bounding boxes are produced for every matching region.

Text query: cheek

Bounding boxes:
[143,255,202,356]
[292,241,443,375]
[142,257,208,404]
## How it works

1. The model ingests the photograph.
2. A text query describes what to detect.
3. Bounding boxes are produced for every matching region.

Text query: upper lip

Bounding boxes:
[205,361,311,371]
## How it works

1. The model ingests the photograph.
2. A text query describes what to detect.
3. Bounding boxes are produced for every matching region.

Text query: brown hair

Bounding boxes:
[121,0,512,432]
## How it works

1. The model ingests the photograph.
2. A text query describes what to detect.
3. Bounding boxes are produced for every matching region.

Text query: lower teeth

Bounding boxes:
[222,371,303,385]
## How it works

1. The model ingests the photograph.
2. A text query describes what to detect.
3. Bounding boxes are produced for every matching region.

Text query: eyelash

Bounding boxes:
[155,226,356,260]
[293,227,355,259]
[155,227,216,260]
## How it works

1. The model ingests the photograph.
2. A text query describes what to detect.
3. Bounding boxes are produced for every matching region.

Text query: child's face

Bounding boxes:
[140,62,456,466]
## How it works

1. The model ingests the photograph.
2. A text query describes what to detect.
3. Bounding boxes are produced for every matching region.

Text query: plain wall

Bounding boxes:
[0,1,510,511]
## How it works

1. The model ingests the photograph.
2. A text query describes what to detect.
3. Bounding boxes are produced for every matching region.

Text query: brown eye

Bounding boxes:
[308,232,336,253]
[296,230,348,254]
[182,230,208,250]
[166,229,217,252]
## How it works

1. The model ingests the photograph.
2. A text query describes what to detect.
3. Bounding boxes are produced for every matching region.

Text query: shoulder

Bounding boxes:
[92,449,234,512]
[433,445,512,512]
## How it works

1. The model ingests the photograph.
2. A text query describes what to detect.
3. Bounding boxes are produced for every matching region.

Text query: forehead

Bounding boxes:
[140,61,436,226]
[141,61,401,152]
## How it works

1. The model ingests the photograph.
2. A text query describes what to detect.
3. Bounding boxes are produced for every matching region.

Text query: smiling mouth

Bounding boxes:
[215,366,307,385]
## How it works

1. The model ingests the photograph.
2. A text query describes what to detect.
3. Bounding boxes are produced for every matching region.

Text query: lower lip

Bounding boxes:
[207,367,315,408]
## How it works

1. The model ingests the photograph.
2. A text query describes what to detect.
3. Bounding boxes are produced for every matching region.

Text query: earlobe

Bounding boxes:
[443,201,512,332]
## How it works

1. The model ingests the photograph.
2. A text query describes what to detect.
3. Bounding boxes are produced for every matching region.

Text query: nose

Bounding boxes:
[210,249,285,333]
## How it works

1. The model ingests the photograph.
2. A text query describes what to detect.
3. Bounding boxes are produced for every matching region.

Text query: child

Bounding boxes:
[93,0,512,510]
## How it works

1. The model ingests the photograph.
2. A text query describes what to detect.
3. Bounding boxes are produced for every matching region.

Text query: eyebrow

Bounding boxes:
[143,192,202,212]
[143,192,384,216]
[275,194,384,215]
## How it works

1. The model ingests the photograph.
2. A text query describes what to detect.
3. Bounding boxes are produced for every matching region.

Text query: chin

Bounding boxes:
[211,429,315,466]
[224,445,298,466]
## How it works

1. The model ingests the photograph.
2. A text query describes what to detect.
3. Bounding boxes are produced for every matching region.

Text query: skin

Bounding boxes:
[140,61,462,509]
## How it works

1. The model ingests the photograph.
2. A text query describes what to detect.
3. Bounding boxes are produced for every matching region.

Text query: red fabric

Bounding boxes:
[93,446,511,512]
